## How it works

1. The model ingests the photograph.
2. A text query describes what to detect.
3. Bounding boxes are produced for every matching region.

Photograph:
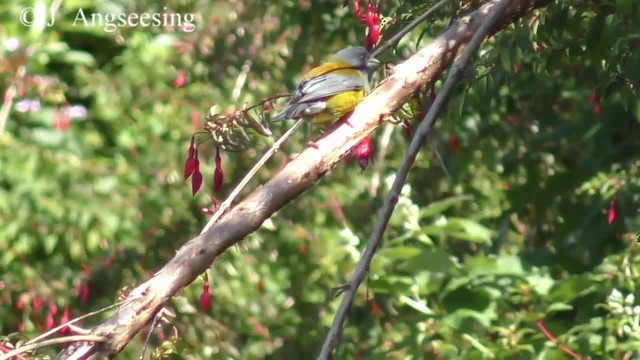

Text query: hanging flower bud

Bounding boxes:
[429,88,437,103]
[401,119,412,139]
[607,198,616,225]
[59,307,70,335]
[448,134,459,154]
[213,146,224,193]
[355,135,373,170]
[199,276,211,313]
[174,69,186,88]
[192,170,203,196]
[593,103,601,116]
[588,89,599,105]
[46,303,58,330]
[365,2,381,50]
[184,136,198,180]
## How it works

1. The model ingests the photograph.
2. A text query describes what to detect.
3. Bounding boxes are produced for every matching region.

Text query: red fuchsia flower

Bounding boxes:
[589,88,601,116]
[355,135,373,170]
[192,171,203,196]
[199,276,211,313]
[588,89,599,105]
[32,296,43,312]
[213,146,224,193]
[401,119,412,139]
[607,198,616,225]
[59,307,70,335]
[174,69,186,88]
[364,3,381,50]
[46,303,58,330]
[429,88,437,103]
[16,294,25,310]
[370,299,382,317]
[184,136,198,180]
[593,103,601,116]
[448,134,459,154]
[77,281,90,304]
[353,1,381,50]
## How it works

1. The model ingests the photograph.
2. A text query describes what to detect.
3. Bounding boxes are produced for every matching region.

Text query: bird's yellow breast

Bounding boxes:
[311,89,364,125]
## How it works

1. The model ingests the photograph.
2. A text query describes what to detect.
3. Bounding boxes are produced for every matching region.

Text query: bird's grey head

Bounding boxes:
[333,46,379,69]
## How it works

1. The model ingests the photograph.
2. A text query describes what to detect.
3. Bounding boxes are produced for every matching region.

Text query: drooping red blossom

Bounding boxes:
[184,156,198,180]
[506,114,517,123]
[607,198,616,225]
[46,303,58,330]
[76,281,90,304]
[199,277,211,313]
[364,3,381,50]
[189,147,202,195]
[353,1,381,50]
[16,295,25,310]
[355,135,373,170]
[370,299,382,317]
[429,88,437,103]
[32,296,43,312]
[448,134,459,154]
[298,246,307,255]
[59,307,70,335]
[512,64,521,74]
[192,170,203,196]
[184,136,198,180]
[401,119,412,139]
[588,89,599,105]
[174,69,186,88]
[213,146,224,193]
[589,89,602,116]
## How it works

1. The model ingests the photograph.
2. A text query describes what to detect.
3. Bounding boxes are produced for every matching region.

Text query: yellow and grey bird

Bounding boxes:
[271,46,379,125]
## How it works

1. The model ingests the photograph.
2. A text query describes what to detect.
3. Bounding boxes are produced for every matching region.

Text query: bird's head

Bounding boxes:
[333,46,380,70]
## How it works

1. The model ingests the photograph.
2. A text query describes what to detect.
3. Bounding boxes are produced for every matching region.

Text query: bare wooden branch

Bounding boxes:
[56,0,551,358]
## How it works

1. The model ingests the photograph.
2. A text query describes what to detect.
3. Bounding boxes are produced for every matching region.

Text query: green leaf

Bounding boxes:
[419,195,473,219]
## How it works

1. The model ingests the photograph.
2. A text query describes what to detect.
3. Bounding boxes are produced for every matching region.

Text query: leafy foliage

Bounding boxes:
[1,0,640,358]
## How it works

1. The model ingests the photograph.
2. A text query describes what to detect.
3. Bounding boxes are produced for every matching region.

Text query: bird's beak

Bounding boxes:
[367,56,380,68]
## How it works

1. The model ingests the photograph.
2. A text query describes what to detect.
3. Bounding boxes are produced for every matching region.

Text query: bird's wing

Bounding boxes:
[292,72,364,104]
[272,71,365,122]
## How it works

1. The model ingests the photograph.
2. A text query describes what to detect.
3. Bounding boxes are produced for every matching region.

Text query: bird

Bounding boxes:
[271,46,379,126]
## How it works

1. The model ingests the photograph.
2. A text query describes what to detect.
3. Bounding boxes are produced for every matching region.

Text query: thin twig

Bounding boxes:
[0,335,105,360]
[139,311,162,360]
[317,0,514,357]
[370,0,453,59]
[201,119,304,234]
[535,320,582,360]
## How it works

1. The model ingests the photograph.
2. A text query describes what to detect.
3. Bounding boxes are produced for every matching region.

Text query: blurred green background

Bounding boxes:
[1,0,640,358]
